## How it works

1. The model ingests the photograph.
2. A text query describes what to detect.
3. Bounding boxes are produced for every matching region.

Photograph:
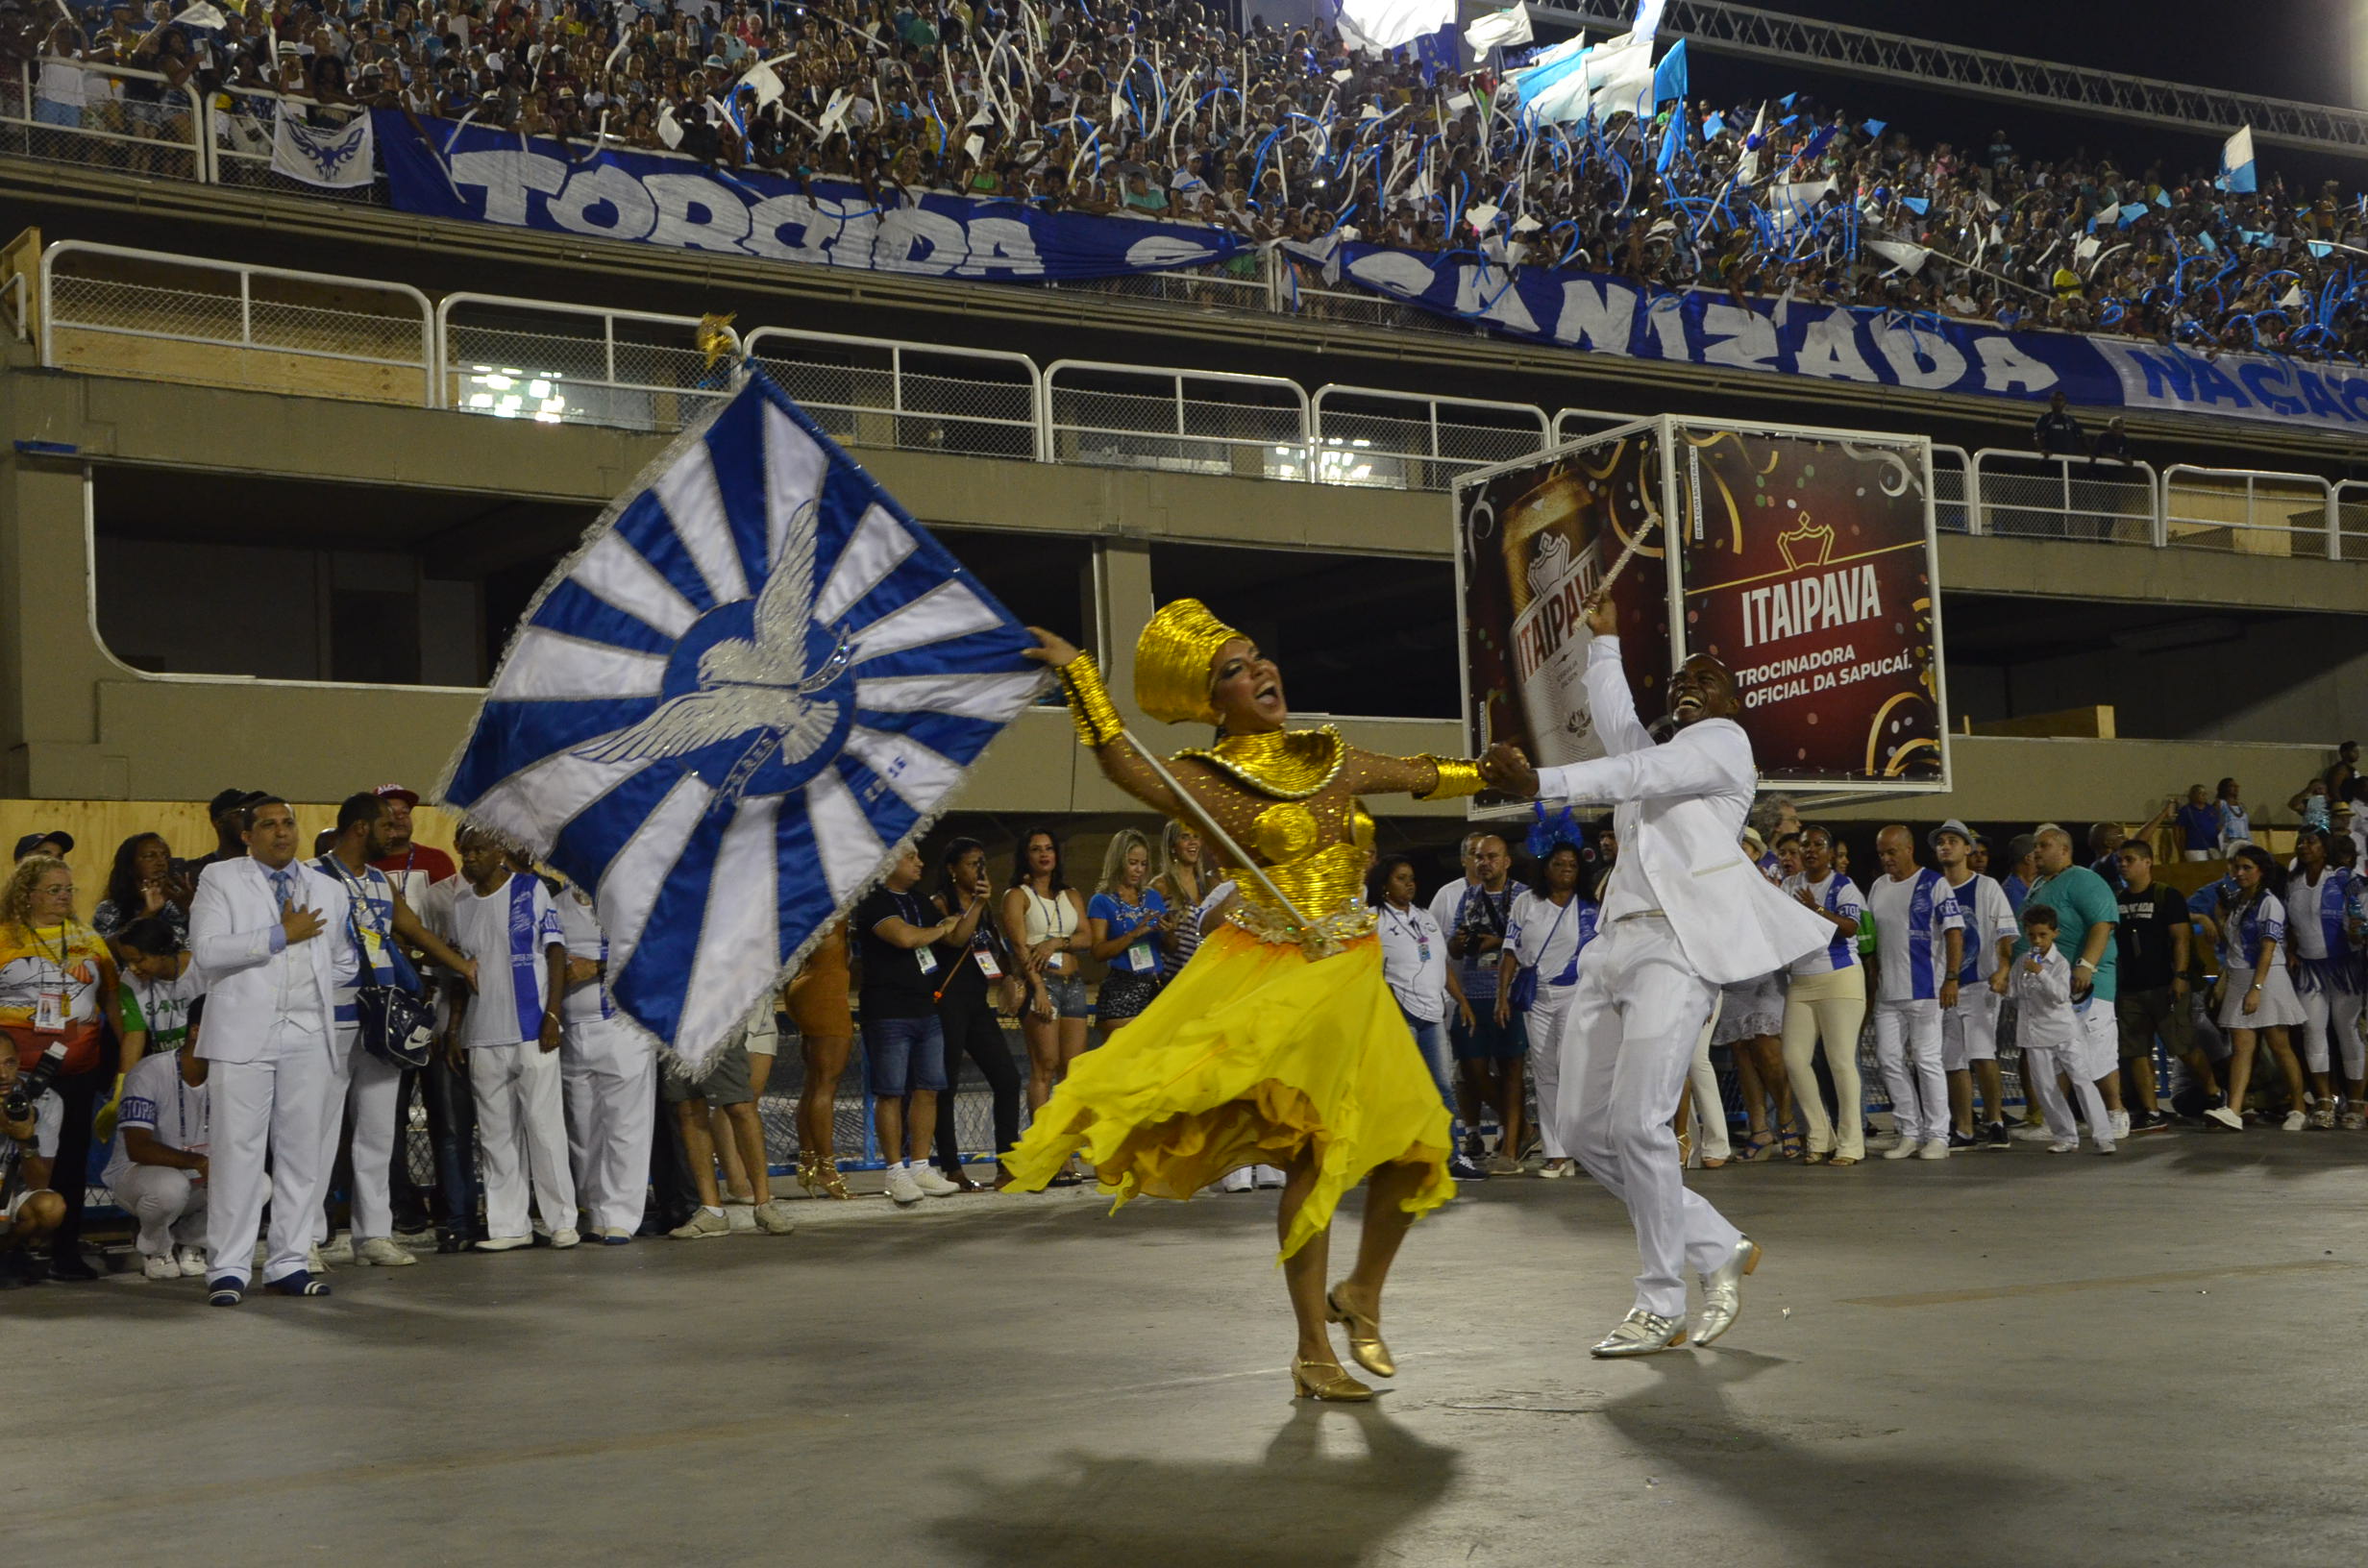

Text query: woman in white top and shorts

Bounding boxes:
[1001,827,1093,1182]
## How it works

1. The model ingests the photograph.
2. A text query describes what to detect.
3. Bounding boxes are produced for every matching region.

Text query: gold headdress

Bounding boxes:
[1134,599,1244,726]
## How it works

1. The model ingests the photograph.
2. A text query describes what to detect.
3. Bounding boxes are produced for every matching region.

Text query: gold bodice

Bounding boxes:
[1174,729,1379,947]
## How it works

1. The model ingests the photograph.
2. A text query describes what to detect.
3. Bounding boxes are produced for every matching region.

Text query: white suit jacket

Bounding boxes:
[1535,637,1831,986]
[188,856,356,1064]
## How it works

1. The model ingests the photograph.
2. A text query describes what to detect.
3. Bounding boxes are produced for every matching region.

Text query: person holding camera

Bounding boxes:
[104,998,212,1280]
[0,1031,67,1288]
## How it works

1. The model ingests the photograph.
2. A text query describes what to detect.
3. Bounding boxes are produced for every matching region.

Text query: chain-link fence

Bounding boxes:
[442,298,735,432]
[0,60,205,183]
[42,241,432,403]
[746,331,1040,461]
[2162,465,2334,557]
[1047,361,1312,481]
[1048,258,1272,314]
[1311,387,1549,492]
[210,93,390,207]
[1974,453,2158,543]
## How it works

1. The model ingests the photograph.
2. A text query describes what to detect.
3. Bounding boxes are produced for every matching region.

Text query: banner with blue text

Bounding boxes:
[1337,244,2368,436]
[378,113,1246,282]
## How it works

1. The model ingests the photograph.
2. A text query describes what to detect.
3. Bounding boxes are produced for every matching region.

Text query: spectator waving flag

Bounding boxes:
[2218,125,2257,193]
[439,374,1043,1071]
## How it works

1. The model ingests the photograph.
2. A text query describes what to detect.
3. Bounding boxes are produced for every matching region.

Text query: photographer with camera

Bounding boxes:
[0,852,128,1280]
[105,997,211,1280]
[0,1030,67,1287]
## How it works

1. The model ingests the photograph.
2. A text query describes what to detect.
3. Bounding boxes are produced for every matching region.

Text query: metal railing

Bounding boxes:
[2161,464,2339,559]
[207,87,383,205]
[438,294,738,433]
[39,239,433,405]
[2331,480,2368,562]
[1931,443,1971,534]
[1311,384,1550,492]
[4,57,205,184]
[1045,359,1313,482]
[1971,449,2160,545]
[744,327,1046,462]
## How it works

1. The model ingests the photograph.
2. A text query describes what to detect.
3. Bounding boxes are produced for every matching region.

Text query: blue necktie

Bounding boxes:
[271,868,295,910]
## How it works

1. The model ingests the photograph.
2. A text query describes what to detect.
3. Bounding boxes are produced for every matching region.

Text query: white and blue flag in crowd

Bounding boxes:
[439,374,1042,1069]
[2217,124,2257,194]
[271,110,376,189]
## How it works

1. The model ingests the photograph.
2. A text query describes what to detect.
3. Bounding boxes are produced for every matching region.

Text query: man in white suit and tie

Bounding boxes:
[189,797,356,1305]
[1483,598,1831,1357]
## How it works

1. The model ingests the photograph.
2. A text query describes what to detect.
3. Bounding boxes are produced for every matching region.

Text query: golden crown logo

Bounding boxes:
[1776,513,1837,573]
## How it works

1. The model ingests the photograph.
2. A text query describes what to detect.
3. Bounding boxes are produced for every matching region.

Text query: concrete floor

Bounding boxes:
[17,1133,2368,1567]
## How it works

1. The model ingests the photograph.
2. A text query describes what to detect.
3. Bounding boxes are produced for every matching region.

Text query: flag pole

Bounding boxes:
[1118,726,1321,943]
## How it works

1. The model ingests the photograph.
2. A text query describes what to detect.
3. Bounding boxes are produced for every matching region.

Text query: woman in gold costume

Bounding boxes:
[1006,600,1487,1401]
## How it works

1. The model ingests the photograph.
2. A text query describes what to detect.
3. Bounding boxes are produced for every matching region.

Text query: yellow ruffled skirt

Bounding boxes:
[1002,926,1455,1260]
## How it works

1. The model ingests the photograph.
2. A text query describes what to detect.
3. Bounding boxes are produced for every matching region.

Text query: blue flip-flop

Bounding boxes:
[207,1276,245,1307]
[263,1270,332,1297]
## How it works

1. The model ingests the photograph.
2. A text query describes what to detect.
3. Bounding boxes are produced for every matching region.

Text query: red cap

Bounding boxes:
[374,783,421,807]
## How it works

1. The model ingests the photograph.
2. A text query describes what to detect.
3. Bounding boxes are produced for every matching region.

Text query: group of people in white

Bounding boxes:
[1377,796,2368,1176]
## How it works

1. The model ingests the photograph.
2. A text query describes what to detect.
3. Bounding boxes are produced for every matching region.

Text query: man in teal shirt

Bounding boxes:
[2013,825,2127,1139]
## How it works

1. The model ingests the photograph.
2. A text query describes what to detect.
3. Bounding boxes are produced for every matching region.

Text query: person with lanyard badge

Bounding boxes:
[312,793,477,1267]
[1931,821,2018,1150]
[0,1031,67,1289]
[1447,833,1527,1175]
[2113,841,2227,1130]
[444,833,578,1251]
[2015,827,2131,1141]
[2215,777,2252,853]
[854,847,978,1208]
[186,798,356,1304]
[2203,845,2309,1132]
[554,883,656,1242]
[92,832,192,960]
[1001,826,1092,1183]
[1777,826,1870,1166]
[2285,831,2361,1128]
[104,998,213,1280]
[1497,835,1597,1178]
[1086,827,1170,1041]
[1369,855,1472,1141]
[1426,831,1490,1157]
[1865,825,1967,1162]
[367,783,469,1248]
[1152,821,1211,980]
[927,838,1024,1192]
[0,853,130,1281]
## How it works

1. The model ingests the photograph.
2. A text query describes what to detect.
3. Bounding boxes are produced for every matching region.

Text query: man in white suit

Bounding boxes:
[1483,599,1831,1357]
[188,797,355,1305]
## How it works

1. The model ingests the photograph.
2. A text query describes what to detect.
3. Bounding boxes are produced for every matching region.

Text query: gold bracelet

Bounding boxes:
[1416,755,1485,800]
[1057,652,1125,748]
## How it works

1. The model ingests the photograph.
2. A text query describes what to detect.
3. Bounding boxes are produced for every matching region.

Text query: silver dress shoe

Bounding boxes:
[1589,1308,1689,1359]
[1694,1237,1762,1346]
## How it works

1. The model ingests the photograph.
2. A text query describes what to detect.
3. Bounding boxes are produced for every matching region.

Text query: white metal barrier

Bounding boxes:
[39,239,433,405]
[1930,443,1972,534]
[1044,359,1313,481]
[2161,464,2337,559]
[2331,480,2368,563]
[1971,448,2161,545]
[438,293,738,432]
[744,326,1046,462]
[1311,385,1549,491]
[207,88,380,202]
[1550,406,1651,445]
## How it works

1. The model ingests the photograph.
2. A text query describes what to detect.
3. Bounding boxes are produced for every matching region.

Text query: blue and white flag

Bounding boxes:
[1651,37,1687,105]
[2219,125,2257,194]
[271,110,375,189]
[439,374,1042,1068]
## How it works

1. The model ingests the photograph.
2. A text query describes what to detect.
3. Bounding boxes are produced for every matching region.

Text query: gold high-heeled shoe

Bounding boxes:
[797,1154,851,1200]
[1291,1358,1376,1402]
[1326,1286,1394,1378]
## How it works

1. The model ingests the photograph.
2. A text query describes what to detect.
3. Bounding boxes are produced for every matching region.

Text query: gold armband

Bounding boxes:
[1416,755,1485,800]
[1056,652,1126,748]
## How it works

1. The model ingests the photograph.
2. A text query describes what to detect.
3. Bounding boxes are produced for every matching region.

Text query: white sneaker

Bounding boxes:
[2047,1139,2080,1154]
[2109,1110,2131,1140]
[355,1237,417,1267]
[1881,1138,1919,1161]
[884,1165,925,1206]
[475,1234,532,1252]
[2093,1141,2117,1156]
[2204,1105,2244,1131]
[549,1228,580,1249]
[1915,1137,1950,1161]
[307,1243,329,1273]
[667,1210,730,1240]
[142,1253,180,1280]
[2282,1110,2308,1132]
[176,1246,209,1277]
[318,1233,357,1266]
[1219,1167,1255,1192]
[752,1200,796,1235]
[1254,1165,1287,1188]
[910,1165,960,1197]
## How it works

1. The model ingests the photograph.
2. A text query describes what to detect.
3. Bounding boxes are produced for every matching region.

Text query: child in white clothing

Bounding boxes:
[2015,905,2117,1155]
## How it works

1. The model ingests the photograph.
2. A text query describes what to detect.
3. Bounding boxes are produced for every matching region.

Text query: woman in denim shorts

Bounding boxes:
[1000,826,1092,1181]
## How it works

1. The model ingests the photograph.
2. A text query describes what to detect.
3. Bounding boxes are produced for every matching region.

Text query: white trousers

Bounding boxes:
[312,1027,407,1245]
[1872,997,1950,1143]
[471,1041,579,1239]
[1942,984,2002,1069]
[2024,1043,2112,1146]
[1686,1004,1731,1163]
[1780,967,1868,1161]
[1555,916,1739,1319]
[1524,983,1579,1160]
[113,1164,208,1258]
[2297,985,2366,1079]
[561,1017,657,1234]
[208,1028,335,1286]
